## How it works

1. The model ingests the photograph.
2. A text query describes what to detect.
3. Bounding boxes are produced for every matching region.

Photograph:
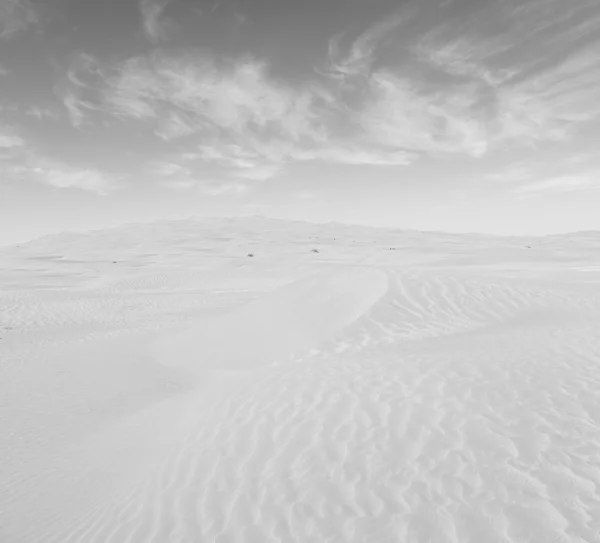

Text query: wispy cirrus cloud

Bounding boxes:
[149,160,190,177]
[486,162,533,184]
[139,0,176,43]
[485,148,600,198]
[359,71,489,157]
[0,108,24,147]
[102,50,422,177]
[194,141,284,181]
[106,53,330,141]
[0,126,24,148]
[498,44,600,135]
[0,134,24,148]
[0,119,123,194]
[32,164,123,194]
[102,53,339,179]
[56,53,106,128]
[409,0,600,147]
[326,7,415,79]
[154,111,197,140]
[44,0,600,194]
[148,158,249,195]
[25,106,60,121]
[204,181,248,196]
[155,178,198,190]
[7,154,124,194]
[515,175,599,197]
[0,0,38,40]
[147,159,197,190]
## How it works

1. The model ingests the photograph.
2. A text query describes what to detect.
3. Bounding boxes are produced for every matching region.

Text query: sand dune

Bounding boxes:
[153,267,388,373]
[1,218,600,542]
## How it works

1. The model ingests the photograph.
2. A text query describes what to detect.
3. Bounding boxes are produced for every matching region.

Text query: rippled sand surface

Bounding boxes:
[1,218,600,543]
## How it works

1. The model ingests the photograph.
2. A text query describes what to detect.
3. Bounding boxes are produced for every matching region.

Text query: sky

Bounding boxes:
[1,0,600,245]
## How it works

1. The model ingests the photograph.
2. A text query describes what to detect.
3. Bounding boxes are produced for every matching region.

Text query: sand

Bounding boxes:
[1,217,599,542]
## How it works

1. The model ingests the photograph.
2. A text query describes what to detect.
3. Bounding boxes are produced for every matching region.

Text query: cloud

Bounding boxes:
[56,53,106,128]
[414,32,515,87]
[31,164,123,194]
[327,7,415,78]
[154,111,196,140]
[234,163,280,181]
[3,152,124,194]
[0,129,24,148]
[293,192,316,201]
[104,50,425,177]
[486,162,533,184]
[487,149,600,199]
[25,106,60,121]
[308,146,413,166]
[492,45,600,145]
[149,160,191,177]
[47,0,600,186]
[147,159,198,189]
[104,53,343,179]
[139,0,176,43]
[359,71,489,157]
[156,178,198,190]
[203,180,248,196]
[148,158,249,194]
[515,175,598,197]
[106,54,330,140]
[195,141,282,180]
[344,0,600,156]
[0,0,38,40]
[408,0,600,147]
[61,91,86,127]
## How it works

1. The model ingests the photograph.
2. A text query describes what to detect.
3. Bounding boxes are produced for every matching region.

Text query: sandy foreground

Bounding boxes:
[1,217,600,543]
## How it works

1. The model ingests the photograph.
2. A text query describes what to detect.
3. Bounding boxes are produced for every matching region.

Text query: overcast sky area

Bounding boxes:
[1,0,600,244]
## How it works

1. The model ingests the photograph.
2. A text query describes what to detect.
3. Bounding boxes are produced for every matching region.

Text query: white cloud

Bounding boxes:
[25,107,60,121]
[139,0,176,43]
[327,7,415,78]
[359,71,489,157]
[150,159,249,195]
[407,0,600,148]
[203,181,248,196]
[57,54,105,128]
[34,166,122,194]
[414,32,515,87]
[104,53,344,179]
[47,0,600,186]
[293,192,316,201]
[148,159,198,190]
[0,132,24,148]
[0,0,38,40]
[105,53,334,142]
[61,91,86,127]
[234,163,280,181]
[311,146,413,166]
[155,111,196,140]
[515,175,598,196]
[191,141,281,181]
[5,154,124,194]
[156,178,198,190]
[149,161,191,177]
[486,162,533,184]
